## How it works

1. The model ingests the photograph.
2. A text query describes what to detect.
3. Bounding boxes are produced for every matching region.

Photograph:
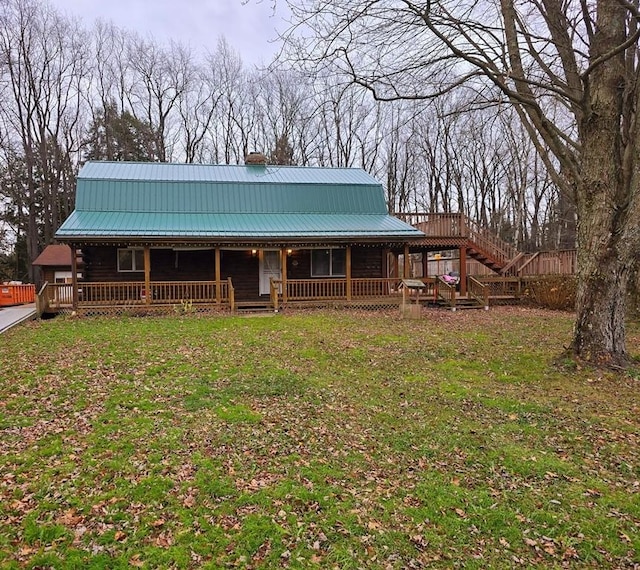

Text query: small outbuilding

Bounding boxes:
[32,244,83,285]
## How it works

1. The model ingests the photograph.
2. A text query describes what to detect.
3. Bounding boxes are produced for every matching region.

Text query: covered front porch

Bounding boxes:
[37,272,510,315]
[38,243,434,315]
[38,276,439,315]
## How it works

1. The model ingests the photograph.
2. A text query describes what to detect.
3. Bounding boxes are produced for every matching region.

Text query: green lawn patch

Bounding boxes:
[0,307,638,568]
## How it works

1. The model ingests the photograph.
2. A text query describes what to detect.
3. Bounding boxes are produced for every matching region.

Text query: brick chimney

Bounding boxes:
[245,151,268,165]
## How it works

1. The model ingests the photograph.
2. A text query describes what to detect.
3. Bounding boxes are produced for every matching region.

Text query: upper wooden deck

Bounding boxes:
[397,212,576,276]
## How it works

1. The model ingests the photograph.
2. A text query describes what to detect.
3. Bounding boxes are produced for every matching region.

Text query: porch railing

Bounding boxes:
[37,282,74,312]
[37,280,234,311]
[271,277,422,306]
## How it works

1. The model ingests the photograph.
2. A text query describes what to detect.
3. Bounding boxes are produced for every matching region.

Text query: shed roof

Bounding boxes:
[56,161,424,242]
[32,244,80,267]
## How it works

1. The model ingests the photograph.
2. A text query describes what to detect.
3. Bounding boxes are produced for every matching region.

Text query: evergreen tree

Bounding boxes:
[85,103,159,162]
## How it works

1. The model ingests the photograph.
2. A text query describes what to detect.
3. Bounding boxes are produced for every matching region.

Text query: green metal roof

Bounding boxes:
[56,161,424,242]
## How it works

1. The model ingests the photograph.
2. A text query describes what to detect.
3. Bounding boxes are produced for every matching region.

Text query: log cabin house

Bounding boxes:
[50,158,426,314]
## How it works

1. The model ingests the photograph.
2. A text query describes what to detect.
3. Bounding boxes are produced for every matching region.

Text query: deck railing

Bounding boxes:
[517,250,577,275]
[396,212,519,270]
[465,218,518,267]
[395,212,465,237]
[477,276,523,298]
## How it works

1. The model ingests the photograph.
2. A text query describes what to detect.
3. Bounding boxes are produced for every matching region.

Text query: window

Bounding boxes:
[118,248,145,272]
[311,248,346,277]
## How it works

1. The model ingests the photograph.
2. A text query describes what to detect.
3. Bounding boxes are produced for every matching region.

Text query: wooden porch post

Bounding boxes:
[421,250,428,278]
[403,244,410,278]
[459,246,467,296]
[144,246,151,305]
[71,243,78,310]
[281,248,288,304]
[215,247,221,304]
[346,245,352,301]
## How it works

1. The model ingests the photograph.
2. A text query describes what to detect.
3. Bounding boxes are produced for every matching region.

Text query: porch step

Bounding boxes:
[234,301,275,314]
[454,299,486,310]
[436,296,486,310]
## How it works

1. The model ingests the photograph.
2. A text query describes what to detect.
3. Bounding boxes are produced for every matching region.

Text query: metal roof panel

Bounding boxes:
[78,161,380,185]
[56,211,424,239]
[58,161,425,242]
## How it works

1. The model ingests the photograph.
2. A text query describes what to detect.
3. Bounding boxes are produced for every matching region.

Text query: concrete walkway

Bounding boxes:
[0,304,37,334]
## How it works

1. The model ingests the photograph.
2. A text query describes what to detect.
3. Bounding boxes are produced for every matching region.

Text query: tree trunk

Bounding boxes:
[572,241,629,366]
[570,0,630,366]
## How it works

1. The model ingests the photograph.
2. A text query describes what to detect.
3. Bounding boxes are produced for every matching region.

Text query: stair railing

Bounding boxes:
[436,276,457,310]
[468,277,489,310]
[465,218,518,268]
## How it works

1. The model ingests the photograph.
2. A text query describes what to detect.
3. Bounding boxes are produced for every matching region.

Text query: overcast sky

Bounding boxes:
[49,0,288,66]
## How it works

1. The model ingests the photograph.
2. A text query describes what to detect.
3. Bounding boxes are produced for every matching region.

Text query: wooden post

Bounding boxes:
[271,279,279,312]
[403,244,410,278]
[71,243,78,310]
[281,248,288,304]
[458,212,467,237]
[215,247,221,304]
[381,248,390,295]
[144,246,151,305]
[346,245,352,301]
[459,246,467,296]
[421,250,428,278]
[228,277,235,312]
[382,248,389,277]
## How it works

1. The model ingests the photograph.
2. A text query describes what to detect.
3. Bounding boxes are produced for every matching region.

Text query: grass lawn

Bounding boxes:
[0,307,639,569]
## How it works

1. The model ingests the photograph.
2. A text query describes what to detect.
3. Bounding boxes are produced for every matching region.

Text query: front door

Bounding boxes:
[259,249,281,295]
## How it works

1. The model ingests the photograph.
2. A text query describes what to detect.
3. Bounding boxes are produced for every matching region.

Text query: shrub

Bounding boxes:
[523,275,576,310]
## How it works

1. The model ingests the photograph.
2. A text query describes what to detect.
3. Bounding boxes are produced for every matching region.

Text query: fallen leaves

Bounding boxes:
[56,508,84,527]
[114,530,126,541]
[1,310,639,568]
[153,531,174,548]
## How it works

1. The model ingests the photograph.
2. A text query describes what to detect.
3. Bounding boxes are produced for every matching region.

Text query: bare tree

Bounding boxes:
[254,69,309,165]
[283,0,640,367]
[126,38,191,162]
[0,0,88,282]
[177,64,221,163]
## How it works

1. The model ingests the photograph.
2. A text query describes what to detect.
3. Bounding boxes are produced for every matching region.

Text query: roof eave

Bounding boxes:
[55,234,423,246]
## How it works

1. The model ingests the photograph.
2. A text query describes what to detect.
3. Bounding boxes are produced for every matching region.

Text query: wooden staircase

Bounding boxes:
[464,218,520,274]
